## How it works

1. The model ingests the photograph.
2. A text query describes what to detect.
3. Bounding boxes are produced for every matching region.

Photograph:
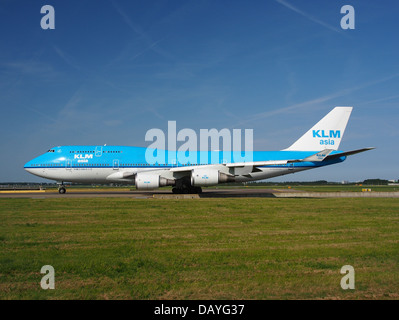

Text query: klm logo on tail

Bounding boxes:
[312,130,341,138]
[313,130,341,146]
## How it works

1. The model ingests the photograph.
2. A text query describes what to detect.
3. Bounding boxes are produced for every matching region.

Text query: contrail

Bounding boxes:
[275,0,342,33]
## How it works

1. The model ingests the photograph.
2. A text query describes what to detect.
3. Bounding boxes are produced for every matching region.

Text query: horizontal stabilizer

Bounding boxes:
[324,147,375,161]
[302,149,334,162]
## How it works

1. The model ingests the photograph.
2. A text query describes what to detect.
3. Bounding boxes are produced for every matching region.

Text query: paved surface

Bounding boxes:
[1,188,399,199]
[0,188,280,199]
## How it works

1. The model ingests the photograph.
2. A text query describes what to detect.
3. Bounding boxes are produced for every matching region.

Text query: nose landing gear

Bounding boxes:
[58,187,66,194]
[58,182,66,194]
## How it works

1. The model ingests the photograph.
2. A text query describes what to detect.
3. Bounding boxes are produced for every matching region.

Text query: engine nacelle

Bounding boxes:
[135,173,175,190]
[191,168,234,186]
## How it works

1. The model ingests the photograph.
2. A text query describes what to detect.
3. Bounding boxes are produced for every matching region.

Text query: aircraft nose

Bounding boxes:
[24,156,45,178]
[24,159,34,172]
[24,155,41,171]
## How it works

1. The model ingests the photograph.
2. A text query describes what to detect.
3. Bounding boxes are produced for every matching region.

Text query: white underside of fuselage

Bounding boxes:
[24,166,310,185]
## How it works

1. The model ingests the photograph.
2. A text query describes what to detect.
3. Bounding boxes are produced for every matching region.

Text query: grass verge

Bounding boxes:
[1,197,398,299]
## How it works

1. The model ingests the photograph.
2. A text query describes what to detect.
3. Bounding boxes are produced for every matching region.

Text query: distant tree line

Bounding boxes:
[361,179,390,185]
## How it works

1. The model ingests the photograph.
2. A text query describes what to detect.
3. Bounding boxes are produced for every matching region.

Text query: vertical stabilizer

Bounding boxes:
[284,107,353,151]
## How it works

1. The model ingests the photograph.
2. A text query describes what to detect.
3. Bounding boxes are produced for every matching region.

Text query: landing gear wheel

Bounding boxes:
[58,187,66,194]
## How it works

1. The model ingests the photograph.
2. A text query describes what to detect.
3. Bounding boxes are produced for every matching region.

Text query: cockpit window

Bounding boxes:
[47,149,55,153]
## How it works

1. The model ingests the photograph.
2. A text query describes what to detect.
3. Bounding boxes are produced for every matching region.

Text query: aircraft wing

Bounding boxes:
[225,148,375,171]
[106,171,136,181]
[225,160,290,168]
[224,150,334,168]
[106,148,375,180]
[169,164,221,172]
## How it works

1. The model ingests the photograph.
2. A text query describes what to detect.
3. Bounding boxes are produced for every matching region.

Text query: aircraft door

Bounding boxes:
[66,160,72,171]
[95,146,102,157]
[113,159,119,170]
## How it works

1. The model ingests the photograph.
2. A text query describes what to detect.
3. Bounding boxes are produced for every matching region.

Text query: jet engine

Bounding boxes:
[135,173,175,190]
[191,168,234,186]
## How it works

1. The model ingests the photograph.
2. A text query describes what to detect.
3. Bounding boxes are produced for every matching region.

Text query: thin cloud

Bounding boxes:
[235,73,399,127]
[234,94,339,128]
[360,94,399,106]
[275,0,342,33]
[111,0,172,60]
[111,0,145,38]
[53,46,81,71]
[2,61,55,76]
[26,106,58,123]
[129,38,166,61]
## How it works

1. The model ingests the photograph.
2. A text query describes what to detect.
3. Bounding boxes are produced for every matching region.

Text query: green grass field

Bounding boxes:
[1,197,398,300]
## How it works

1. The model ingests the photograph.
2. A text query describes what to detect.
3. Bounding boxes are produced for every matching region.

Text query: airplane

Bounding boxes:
[24,107,374,194]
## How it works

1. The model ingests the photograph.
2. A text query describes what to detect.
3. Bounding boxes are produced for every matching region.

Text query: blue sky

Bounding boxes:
[0,0,398,182]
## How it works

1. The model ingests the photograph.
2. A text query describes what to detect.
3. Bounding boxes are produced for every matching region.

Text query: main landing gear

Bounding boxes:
[171,177,202,194]
[172,186,202,194]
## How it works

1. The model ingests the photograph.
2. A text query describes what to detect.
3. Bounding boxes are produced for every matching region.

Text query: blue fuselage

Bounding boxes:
[24,145,345,184]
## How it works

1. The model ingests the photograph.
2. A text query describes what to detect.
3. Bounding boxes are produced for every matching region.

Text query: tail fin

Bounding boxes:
[284,106,353,151]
